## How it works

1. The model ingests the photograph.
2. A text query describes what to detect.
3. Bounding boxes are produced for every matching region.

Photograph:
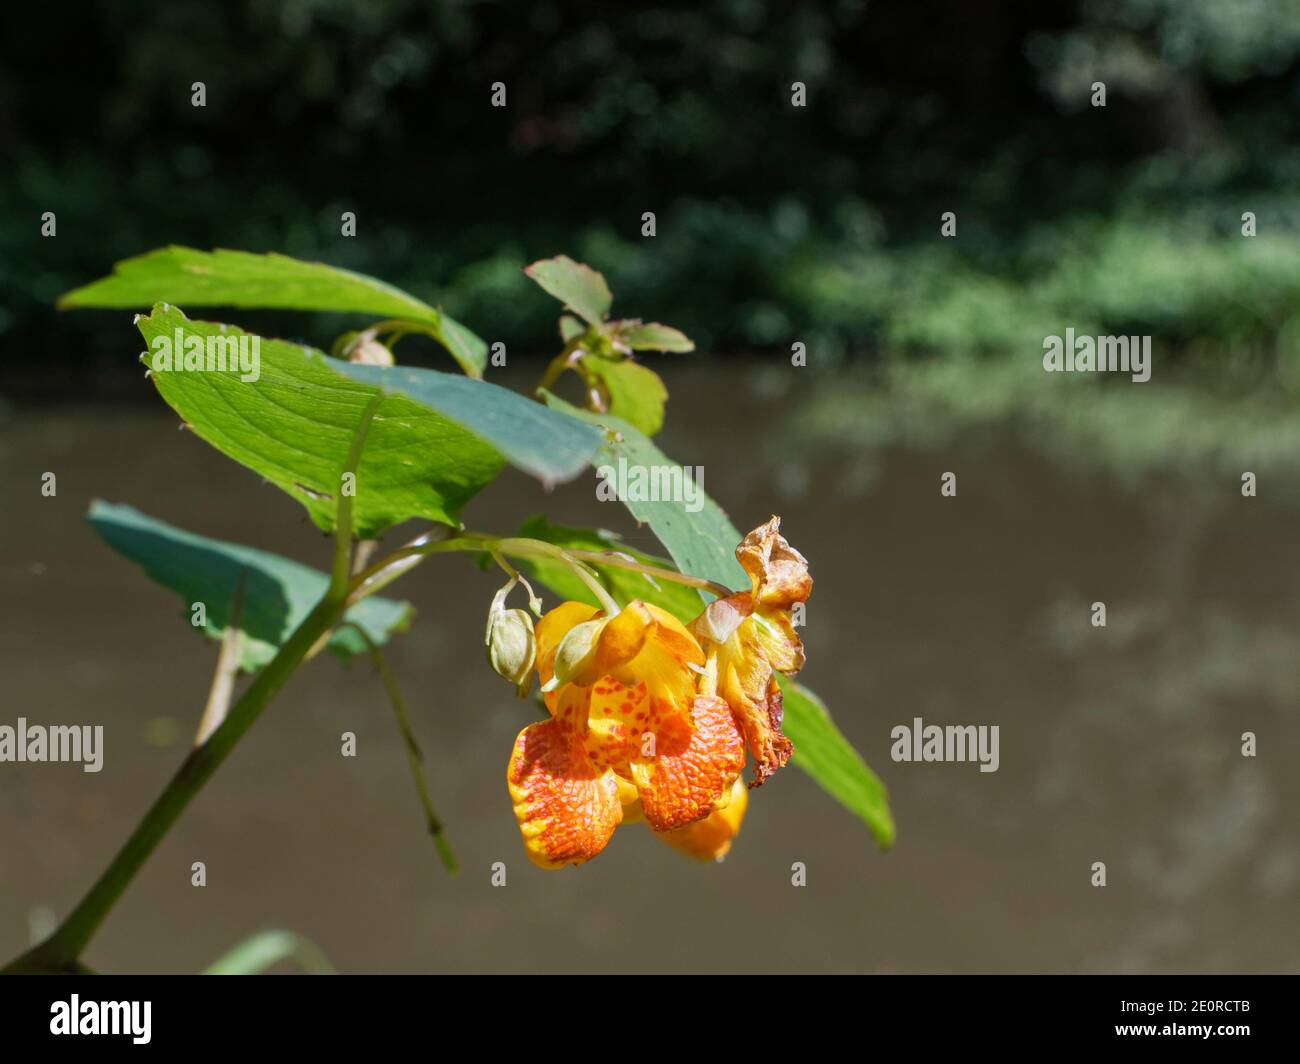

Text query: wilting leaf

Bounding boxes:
[137,305,601,537]
[524,255,612,324]
[89,500,412,672]
[60,246,487,376]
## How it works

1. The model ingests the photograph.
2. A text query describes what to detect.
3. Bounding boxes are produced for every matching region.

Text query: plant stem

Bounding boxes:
[4,513,729,969]
[4,593,346,974]
[562,548,732,598]
[349,532,731,612]
[533,338,585,398]
[3,393,416,974]
[341,623,457,874]
[194,571,246,747]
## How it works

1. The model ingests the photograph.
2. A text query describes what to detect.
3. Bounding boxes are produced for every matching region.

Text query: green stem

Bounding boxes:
[4,594,346,974]
[5,396,388,975]
[562,548,732,598]
[533,338,585,398]
[349,532,728,613]
[341,623,457,874]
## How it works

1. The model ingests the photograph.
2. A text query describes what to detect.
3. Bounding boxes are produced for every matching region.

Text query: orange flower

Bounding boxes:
[505,517,810,868]
[507,600,746,868]
[654,777,748,861]
[690,517,811,786]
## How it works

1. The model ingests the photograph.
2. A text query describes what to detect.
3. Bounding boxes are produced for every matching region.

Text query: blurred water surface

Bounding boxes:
[1,362,1297,973]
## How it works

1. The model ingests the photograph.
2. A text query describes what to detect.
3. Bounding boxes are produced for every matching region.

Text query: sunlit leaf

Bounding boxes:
[779,678,895,849]
[616,320,695,353]
[558,314,586,342]
[542,394,745,595]
[137,305,601,537]
[525,255,612,324]
[60,246,487,376]
[579,355,668,436]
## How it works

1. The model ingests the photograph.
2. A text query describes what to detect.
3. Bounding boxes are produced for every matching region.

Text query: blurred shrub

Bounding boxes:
[3,0,1300,386]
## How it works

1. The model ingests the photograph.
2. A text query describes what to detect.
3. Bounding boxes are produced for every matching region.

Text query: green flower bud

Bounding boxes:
[487,606,536,696]
[541,617,604,692]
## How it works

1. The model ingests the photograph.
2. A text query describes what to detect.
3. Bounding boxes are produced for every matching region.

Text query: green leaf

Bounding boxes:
[616,320,695,353]
[579,355,668,436]
[524,255,612,324]
[89,500,412,672]
[512,515,707,620]
[203,929,335,975]
[433,314,489,376]
[138,304,601,537]
[541,394,746,593]
[60,246,487,376]
[779,678,895,849]
[558,314,586,342]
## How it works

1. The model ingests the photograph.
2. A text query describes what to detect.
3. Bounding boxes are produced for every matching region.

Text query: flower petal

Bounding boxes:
[720,655,793,787]
[591,601,654,677]
[630,695,746,831]
[654,776,748,861]
[507,718,622,869]
[747,607,805,676]
[535,601,600,686]
[736,516,812,610]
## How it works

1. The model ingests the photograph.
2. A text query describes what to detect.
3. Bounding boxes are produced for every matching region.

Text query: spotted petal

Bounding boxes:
[630,695,746,831]
[655,777,749,861]
[507,718,622,869]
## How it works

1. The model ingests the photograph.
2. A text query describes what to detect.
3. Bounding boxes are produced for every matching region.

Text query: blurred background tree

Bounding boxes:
[4,0,1300,396]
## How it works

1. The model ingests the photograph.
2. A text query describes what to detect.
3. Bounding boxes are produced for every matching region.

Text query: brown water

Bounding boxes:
[1,365,1297,973]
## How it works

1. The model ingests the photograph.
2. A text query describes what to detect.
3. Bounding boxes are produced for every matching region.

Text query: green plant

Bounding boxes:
[5,248,892,973]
